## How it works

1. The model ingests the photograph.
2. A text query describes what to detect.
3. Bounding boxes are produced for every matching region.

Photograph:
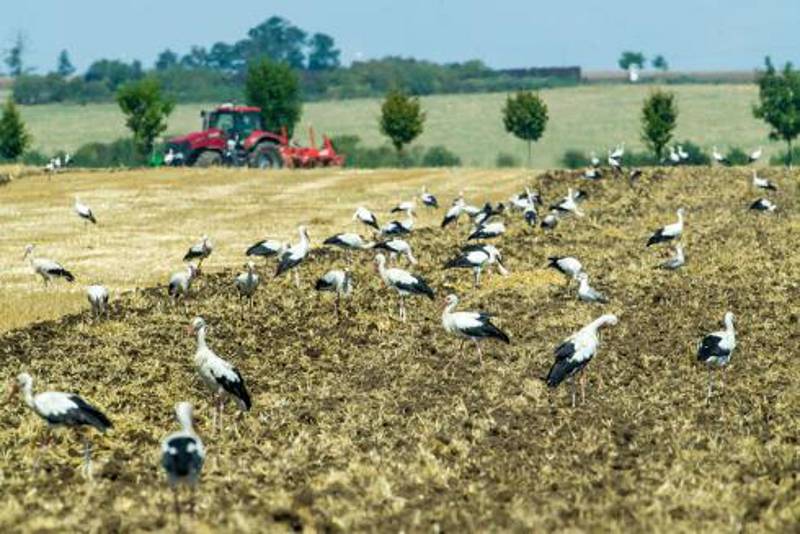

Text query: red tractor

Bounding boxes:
[164,104,343,169]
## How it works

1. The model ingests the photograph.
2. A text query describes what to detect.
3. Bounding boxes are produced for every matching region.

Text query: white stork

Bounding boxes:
[590,151,600,167]
[12,372,112,477]
[87,285,110,319]
[169,264,198,302]
[668,146,681,165]
[750,198,777,212]
[420,186,438,208]
[275,226,310,287]
[381,209,414,236]
[545,314,619,407]
[610,142,625,160]
[183,235,213,268]
[161,401,205,525]
[677,145,689,161]
[23,244,75,285]
[576,272,608,304]
[748,147,762,164]
[246,239,285,263]
[712,146,728,165]
[467,221,506,241]
[74,197,97,225]
[374,253,434,321]
[234,261,260,307]
[697,312,736,402]
[441,202,465,228]
[547,256,583,283]
[541,212,559,230]
[549,188,585,217]
[189,317,251,430]
[647,208,684,247]
[314,269,352,317]
[445,244,508,287]
[658,244,685,270]
[372,239,417,265]
[391,200,416,213]
[323,233,374,253]
[583,167,602,180]
[353,206,379,231]
[752,170,777,191]
[441,294,510,365]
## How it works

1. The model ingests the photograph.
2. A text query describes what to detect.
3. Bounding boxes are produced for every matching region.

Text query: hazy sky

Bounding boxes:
[2,1,798,73]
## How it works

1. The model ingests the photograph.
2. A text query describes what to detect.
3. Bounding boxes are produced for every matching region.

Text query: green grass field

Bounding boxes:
[18,84,772,168]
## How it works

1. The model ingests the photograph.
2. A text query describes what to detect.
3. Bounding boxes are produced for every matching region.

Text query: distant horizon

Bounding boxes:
[0,1,797,74]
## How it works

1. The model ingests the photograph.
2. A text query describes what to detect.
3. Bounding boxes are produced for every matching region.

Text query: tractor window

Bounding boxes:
[209,112,235,134]
[237,112,264,135]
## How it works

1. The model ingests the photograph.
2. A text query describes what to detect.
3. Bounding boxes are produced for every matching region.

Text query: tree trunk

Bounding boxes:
[788,139,793,169]
[527,140,532,168]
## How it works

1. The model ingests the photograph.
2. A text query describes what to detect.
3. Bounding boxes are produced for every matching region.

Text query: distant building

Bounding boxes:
[628,66,640,83]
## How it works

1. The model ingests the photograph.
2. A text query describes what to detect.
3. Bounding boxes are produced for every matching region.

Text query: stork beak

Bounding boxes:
[186,325,194,336]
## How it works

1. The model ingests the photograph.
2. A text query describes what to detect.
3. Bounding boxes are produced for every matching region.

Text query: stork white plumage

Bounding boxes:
[169,264,198,302]
[658,244,685,270]
[750,198,777,212]
[391,200,416,213]
[668,146,681,165]
[372,238,417,265]
[712,146,728,165]
[677,145,689,161]
[647,208,685,246]
[234,261,260,307]
[23,244,75,285]
[583,167,602,180]
[323,232,374,252]
[183,235,213,268]
[189,317,251,431]
[547,256,582,283]
[420,186,439,208]
[441,294,510,365]
[441,202,465,228]
[445,244,508,287]
[161,402,205,525]
[697,312,736,402]
[468,221,506,241]
[276,226,310,287]
[523,202,538,226]
[374,253,434,321]
[74,197,97,225]
[353,206,380,231]
[12,372,112,477]
[610,143,625,160]
[752,170,777,191]
[549,188,585,217]
[541,212,559,230]
[87,284,110,319]
[590,151,600,167]
[545,314,619,407]
[314,269,352,316]
[246,239,285,263]
[381,209,414,236]
[576,272,608,304]
[748,146,762,164]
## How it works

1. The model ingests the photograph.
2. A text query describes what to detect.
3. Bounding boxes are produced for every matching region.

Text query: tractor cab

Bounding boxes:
[202,105,264,141]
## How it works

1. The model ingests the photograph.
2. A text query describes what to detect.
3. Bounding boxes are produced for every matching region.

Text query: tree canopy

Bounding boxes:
[753,57,800,167]
[116,78,174,157]
[379,89,426,152]
[502,91,549,166]
[245,58,302,136]
[641,90,678,160]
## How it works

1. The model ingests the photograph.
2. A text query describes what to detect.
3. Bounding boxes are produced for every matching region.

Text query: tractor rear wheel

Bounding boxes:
[249,143,283,170]
[195,151,222,167]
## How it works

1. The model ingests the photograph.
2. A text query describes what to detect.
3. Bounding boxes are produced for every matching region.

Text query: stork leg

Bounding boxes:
[570,377,577,408]
[706,367,714,404]
[473,269,480,288]
[82,437,93,480]
[721,366,726,394]
[293,269,300,289]
[335,292,341,320]
[399,297,406,322]
[580,370,586,404]
[173,486,182,530]
[473,339,483,366]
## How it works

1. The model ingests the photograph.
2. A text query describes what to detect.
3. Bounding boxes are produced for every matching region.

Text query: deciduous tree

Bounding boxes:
[753,57,800,167]
[641,90,677,160]
[379,89,426,153]
[502,91,548,166]
[116,78,174,157]
[245,58,302,136]
[0,98,31,160]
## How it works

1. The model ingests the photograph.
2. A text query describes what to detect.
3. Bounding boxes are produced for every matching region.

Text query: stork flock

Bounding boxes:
[12,162,780,524]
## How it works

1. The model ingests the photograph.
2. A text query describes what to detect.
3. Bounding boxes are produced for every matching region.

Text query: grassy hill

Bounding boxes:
[0,165,798,530]
[18,84,772,168]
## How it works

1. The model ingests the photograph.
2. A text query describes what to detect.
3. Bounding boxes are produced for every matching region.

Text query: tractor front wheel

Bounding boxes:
[195,151,222,167]
[249,144,283,170]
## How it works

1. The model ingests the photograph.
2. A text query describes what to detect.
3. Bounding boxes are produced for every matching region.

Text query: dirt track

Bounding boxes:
[1,167,798,532]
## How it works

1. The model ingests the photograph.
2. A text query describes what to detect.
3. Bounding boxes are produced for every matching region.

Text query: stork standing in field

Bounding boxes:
[748,146,762,164]
[547,256,583,284]
[381,208,415,236]
[234,261,260,308]
[23,244,75,285]
[468,220,506,241]
[314,269,352,317]
[87,285,110,319]
[391,200,416,213]
[697,312,736,403]
[323,233,374,260]
[275,226,310,287]
[441,202,465,228]
[183,235,213,268]
[374,253,434,321]
[74,197,97,225]
[545,314,619,407]
[161,402,205,526]
[445,244,508,287]
[373,238,417,265]
[646,208,684,247]
[541,212,559,230]
[353,206,379,231]
[189,317,251,431]
[549,188,585,217]
[576,273,609,304]
[12,372,112,477]
[667,146,681,165]
[420,186,438,208]
[677,145,689,161]
[590,151,601,167]
[750,198,777,212]
[169,264,198,303]
[246,239,285,264]
[752,170,777,191]
[441,294,510,365]
[658,244,685,270]
[712,146,728,165]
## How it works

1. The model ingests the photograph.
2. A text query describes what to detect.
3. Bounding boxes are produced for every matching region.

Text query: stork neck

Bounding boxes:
[443,301,458,316]
[178,411,194,434]
[21,382,35,409]
[724,316,735,335]
[195,327,208,349]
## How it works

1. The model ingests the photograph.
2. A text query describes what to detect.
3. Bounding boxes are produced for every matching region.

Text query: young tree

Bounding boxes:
[502,91,548,166]
[652,55,669,71]
[116,78,174,157]
[307,33,341,71]
[245,58,302,136]
[56,50,75,77]
[379,89,426,153]
[753,57,800,167]
[641,90,678,160]
[4,33,28,77]
[155,49,179,71]
[618,51,646,71]
[0,98,31,160]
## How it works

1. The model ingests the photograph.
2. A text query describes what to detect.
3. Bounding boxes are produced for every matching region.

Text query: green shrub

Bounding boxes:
[72,138,145,168]
[421,145,461,167]
[621,151,658,167]
[561,149,590,169]
[769,146,800,166]
[20,150,49,166]
[675,140,710,165]
[495,152,519,168]
[725,147,750,166]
